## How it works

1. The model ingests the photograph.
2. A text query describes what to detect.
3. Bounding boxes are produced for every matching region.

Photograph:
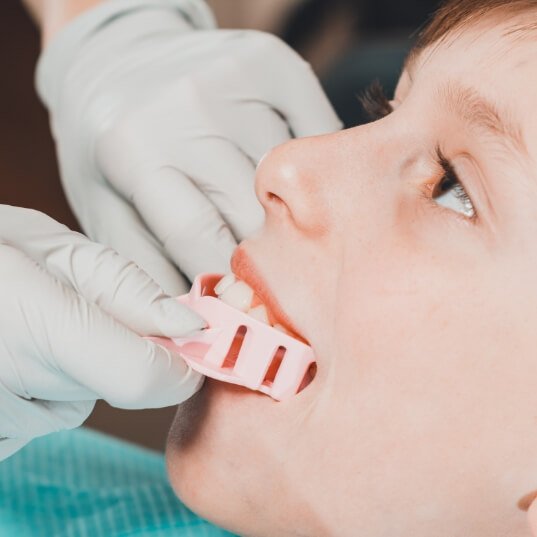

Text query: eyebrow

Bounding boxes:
[436,82,526,155]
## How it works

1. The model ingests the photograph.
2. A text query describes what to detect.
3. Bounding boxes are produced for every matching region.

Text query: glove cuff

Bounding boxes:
[36,0,216,112]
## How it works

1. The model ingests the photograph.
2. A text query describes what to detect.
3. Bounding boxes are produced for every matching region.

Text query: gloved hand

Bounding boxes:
[36,0,342,296]
[0,205,206,461]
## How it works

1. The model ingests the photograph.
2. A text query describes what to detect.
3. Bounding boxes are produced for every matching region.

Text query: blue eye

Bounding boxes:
[433,148,475,218]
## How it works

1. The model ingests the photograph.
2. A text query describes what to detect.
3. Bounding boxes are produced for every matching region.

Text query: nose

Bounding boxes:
[255,137,332,237]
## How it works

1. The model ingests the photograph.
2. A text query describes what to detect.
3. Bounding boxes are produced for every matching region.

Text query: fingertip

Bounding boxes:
[149,342,205,406]
[152,297,208,337]
[280,73,343,138]
[106,341,205,409]
[289,107,343,139]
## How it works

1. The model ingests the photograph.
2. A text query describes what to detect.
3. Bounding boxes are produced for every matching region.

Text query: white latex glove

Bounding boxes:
[0,205,206,461]
[36,0,342,296]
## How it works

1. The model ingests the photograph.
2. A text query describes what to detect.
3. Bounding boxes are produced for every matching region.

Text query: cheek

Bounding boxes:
[310,258,507,520]
[328,225,499,409]
[334,188,491,355]
[325,230,528,441]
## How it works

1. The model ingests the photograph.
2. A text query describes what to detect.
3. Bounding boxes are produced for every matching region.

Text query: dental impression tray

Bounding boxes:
[153,273,316,401]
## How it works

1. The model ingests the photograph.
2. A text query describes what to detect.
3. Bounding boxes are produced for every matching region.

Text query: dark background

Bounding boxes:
[0,0,439,451]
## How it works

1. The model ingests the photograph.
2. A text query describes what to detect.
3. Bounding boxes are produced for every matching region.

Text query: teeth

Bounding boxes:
[216,275,281,331]
[219,280,254,312]
[214,273,236,296]
[247,304,269,324]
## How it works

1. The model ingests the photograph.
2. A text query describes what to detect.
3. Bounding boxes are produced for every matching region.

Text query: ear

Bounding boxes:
[528,497,537,535]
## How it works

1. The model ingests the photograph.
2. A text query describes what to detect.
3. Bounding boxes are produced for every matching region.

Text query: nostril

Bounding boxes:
[266,191,289,213]
[263,190,296,225]
[266,192,281,203]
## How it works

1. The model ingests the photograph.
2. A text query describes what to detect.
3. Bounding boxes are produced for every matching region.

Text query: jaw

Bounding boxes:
[165,375,334,536]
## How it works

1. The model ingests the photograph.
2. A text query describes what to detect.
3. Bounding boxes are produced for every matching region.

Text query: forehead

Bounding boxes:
[400,17,537,141]
[406,16,537,83]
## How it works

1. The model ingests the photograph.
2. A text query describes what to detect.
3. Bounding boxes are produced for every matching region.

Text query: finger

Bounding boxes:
[0,379,95,439]
[186,57,292,163]
[0,246,204,408]
[275,61,343,138]
[176,138,265,239]
[1,193,188,297]
[85,183,192,296]
[59,185,207,336]
[132,166,238,282]
[236,32,343,138]
[213,101,292,166]
[0,203,205,338]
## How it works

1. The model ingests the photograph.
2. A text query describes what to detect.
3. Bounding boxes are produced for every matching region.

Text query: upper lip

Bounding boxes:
[230,246,306,343]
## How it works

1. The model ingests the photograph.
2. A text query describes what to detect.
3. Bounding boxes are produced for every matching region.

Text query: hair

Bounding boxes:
[415,0,537,51]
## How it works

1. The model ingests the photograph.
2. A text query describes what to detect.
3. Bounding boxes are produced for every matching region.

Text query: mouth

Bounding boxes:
[214,245,307,344]
[180,246,317,400]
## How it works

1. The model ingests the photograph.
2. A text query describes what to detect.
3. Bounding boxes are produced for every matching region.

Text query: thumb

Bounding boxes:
[5,249,205,408]
[2,206,206,337]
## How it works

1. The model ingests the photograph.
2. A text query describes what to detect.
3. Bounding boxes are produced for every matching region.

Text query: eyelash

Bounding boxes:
[360,81,476,220]
[433,147,475,219]
[360,79,393,121]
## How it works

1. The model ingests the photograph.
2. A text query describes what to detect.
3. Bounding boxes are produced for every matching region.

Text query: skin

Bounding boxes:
[165,11,537,536]
[21,0,104,45]
[166,13,537,537]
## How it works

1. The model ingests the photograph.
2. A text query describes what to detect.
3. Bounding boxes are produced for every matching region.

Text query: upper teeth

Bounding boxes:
[215,273,288,332]
[218,280,254,312]
[214,273,236,295]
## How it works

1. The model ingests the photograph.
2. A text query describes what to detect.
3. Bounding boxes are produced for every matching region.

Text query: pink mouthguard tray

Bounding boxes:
[152,273,316,401]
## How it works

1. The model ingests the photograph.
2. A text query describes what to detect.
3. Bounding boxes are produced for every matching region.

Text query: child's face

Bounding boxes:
[166,16,537,537]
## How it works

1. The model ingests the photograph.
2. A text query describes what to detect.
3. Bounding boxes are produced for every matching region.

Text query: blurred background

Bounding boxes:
[0,0,440,451]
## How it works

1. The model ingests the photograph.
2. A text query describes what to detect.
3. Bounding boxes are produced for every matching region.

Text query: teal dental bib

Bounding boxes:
[0,427,236,537]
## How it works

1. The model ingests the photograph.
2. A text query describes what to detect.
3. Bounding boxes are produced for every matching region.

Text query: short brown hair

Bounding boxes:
[416,0,537,51]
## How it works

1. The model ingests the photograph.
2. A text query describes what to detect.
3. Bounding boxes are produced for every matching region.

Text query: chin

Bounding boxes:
[165,379,269,534]
[164,370,322,537]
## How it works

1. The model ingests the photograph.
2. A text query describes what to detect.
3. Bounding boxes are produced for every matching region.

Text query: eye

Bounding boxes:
[360,83,476,219]
[433,148,475,219]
